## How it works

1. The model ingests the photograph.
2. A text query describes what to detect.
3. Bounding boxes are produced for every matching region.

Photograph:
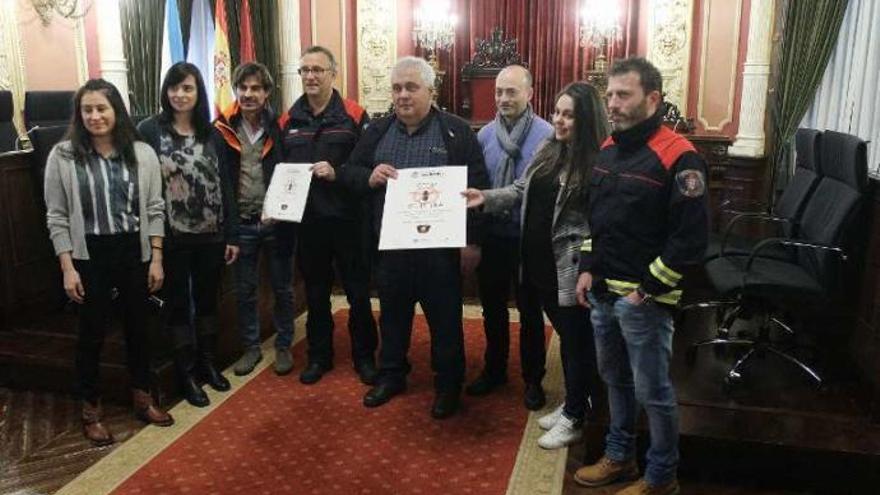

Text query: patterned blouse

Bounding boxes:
[75,149,139,235]
[158,131,223,235]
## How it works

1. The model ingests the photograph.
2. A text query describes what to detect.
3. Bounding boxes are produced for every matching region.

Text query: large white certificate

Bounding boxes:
[263,163,313,223]
[379,166,468,250]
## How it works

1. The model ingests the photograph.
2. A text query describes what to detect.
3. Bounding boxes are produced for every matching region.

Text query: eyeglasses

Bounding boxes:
[297,66,330,76]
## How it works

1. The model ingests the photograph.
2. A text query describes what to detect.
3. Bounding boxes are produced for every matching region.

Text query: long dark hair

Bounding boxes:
[159,62,212,141]
[531,82,608,193]
[65,79,139,167]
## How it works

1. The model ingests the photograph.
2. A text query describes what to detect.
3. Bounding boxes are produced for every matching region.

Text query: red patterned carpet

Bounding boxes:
[112,310,540,495]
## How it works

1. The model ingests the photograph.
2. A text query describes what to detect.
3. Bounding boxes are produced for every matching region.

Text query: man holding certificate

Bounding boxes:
[214,62,296,377]
[339,56,489,419]
[279,46,378,386]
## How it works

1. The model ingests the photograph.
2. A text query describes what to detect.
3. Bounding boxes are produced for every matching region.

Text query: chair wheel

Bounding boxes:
[724,370,743,391]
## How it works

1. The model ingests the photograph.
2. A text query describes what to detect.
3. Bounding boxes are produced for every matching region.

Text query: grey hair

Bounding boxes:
[392,56,435,88]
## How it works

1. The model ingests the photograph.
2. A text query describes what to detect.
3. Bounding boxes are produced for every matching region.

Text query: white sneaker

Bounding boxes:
[537,414,582,449]
[537,404,564,431]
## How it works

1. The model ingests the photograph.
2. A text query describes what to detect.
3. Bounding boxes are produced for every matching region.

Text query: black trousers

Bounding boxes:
[520,279,597,421]
[162,239,225,350]
[74,234,150,402]
[376,249,465,392]
[476,233,547,384]
[297,219,377,366]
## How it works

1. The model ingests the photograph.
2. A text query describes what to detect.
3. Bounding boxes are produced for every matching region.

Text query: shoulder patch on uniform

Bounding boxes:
[343,98,366,124]
[676,169,706,198]
[277,112,291,130]
[647,127,697,170]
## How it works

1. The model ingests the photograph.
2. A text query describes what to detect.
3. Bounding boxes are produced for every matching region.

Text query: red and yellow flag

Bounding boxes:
[213,0,235,116]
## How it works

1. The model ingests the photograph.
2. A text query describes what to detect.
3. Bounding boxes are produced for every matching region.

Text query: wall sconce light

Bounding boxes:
[29,0,89,26]
[412,0,457,102]
[579,0,622,94]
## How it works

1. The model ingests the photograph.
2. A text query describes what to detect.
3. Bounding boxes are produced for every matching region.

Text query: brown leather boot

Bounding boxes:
[81,400,114,446]
[132,389,174,427]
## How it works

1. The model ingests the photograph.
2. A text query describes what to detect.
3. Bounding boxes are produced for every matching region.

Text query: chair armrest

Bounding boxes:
[718,198,770,215]
[745,237,847,271]
[719,213,793,256]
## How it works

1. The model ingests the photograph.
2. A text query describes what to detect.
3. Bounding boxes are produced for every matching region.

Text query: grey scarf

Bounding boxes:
[493,105,535,189]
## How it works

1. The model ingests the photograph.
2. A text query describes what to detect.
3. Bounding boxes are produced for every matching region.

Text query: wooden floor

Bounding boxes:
[1,303,879,494]
[0,388,144,495]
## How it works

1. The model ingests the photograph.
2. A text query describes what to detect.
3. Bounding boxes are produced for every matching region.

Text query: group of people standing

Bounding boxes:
[44,43,706,494]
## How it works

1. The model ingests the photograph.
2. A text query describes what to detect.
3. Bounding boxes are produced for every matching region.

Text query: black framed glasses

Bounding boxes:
[298,66,330,76]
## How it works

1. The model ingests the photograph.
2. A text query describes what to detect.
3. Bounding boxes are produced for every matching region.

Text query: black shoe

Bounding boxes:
[181,375,210,407]
[354,360,378,385]
[431,390,461,419]
[524,383,546,411]
[465,372,507,396]
[198,362,231,392]
[300,362,333,385]
[363,382,406,408]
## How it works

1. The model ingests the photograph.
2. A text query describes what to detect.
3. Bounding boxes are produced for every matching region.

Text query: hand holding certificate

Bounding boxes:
[379,166,468,250]
[262,163,313,223]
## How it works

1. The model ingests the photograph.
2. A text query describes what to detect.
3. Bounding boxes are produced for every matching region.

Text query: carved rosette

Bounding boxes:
[357,0,396,116]
[0,5,27,137]
[646,0,694,114]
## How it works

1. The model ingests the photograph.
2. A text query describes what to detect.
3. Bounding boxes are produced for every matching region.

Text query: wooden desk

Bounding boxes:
[0,150,60,331]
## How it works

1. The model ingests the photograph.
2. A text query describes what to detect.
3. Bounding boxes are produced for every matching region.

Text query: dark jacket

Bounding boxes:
[279,90,369,223]
[212,103,295,252]
[338,108,490,248]
[579,110,709,306]
[137,116,239,245]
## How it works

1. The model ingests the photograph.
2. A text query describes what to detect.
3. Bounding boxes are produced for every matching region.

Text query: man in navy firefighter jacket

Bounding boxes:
[573,57,708,495]
[278,46,378,387]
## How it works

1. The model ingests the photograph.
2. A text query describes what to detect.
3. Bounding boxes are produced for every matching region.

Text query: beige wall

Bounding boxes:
[15,0,84,91]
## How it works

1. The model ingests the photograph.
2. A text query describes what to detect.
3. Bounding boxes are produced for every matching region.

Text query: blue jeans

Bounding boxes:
[235,223,295,350]
[588,292,679,486]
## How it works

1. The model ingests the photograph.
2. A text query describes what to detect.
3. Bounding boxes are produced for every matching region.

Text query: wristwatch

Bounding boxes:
[635,287,653,303]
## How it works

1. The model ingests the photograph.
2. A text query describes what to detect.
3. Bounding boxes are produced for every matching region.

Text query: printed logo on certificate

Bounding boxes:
[378,166,467,250]
[263,163,313,222]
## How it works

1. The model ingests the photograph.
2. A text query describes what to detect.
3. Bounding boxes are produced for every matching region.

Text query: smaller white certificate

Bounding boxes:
[379,166,467,250]
[263,163,313,223]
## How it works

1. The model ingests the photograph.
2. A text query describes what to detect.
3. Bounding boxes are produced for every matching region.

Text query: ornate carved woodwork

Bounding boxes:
[460,27,525,123]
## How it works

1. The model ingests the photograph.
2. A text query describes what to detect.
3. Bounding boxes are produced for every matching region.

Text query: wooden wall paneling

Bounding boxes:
[0,152,61,328]
[854,178,880,422]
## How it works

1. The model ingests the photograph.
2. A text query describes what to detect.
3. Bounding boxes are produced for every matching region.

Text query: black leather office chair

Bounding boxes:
[29,125,68,203]
[24,91,75,130]
[705,128,824,260]
[686,130,868,389]
[0,91,19,152]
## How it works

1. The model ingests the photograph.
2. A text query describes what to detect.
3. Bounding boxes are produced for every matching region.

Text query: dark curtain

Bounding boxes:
[120,0,280,117]
[769,0,848,201]
[420,0,633,120]
[119,0,163,116]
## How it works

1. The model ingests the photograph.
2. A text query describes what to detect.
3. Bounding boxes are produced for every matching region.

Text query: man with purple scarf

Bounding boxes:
[466,65,554,410]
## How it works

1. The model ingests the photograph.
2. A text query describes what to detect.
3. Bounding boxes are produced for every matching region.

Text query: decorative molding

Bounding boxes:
[696,0,742,132]
[356,0,396,116]
[729,0,774,158]
[277,0,303,111]
[73,15,88,84]
[461,27,524,76]
[646,0,694,114]
[0,4,28,137]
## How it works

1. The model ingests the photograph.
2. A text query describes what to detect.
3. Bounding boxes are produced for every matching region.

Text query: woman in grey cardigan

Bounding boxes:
[464,82,607,450]
[44,79,174,446]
